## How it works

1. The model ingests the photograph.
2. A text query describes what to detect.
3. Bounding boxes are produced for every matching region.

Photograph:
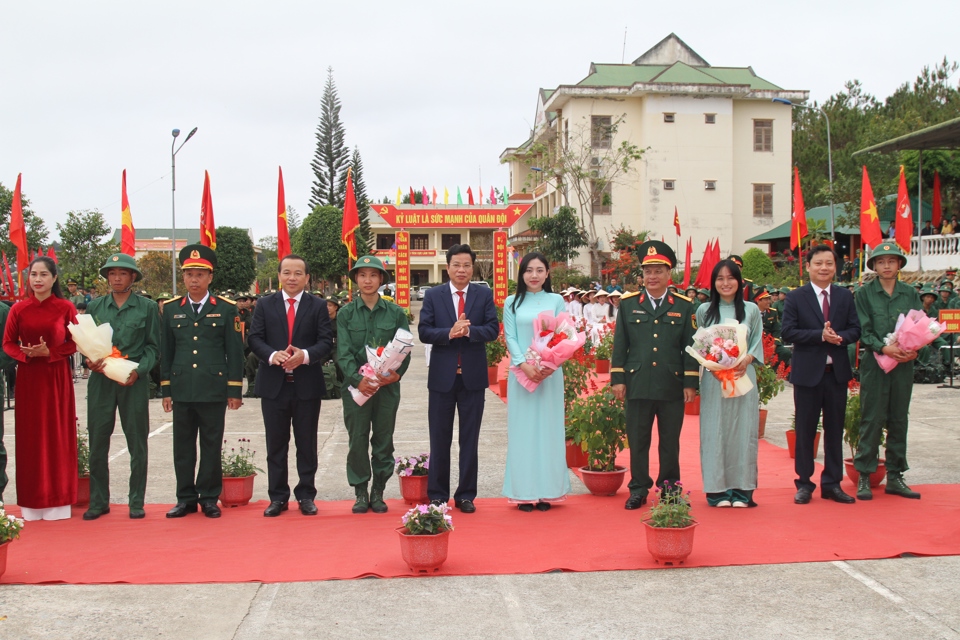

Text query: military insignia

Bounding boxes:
[191,250,200,259]
[667,311,681,317]
[638,294,646,304]
[647,246,657,256]
[667,295,674,304]
[235,316,241,333]
[112,256,119,262]
[207,313,221,318]
[173,314,186,319]
[363,258,371,263]
[632,309,645,314]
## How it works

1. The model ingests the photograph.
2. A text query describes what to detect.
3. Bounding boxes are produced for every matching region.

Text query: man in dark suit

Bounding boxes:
[781,245,861,505]
[418,244,499,513]
[248,255,334,517]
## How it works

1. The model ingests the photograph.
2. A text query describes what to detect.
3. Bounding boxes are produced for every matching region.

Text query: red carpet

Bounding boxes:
[3,416,960,584]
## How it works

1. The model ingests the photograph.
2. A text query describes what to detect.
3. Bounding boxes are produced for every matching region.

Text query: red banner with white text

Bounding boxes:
[493,231,508,308]
[394,230,410,308]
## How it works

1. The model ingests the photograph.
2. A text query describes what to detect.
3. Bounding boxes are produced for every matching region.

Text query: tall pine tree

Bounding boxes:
[349,146,372,257]
[309,67,350,209]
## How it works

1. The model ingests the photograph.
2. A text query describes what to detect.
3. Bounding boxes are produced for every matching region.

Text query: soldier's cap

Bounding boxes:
[779,287,791,295]
[179,244,217,271]
[728,254,744,268]
[667,284,679,291]
[325,297,341,308]
[635,241,677,269]
[941,280,955,289]
[99,253,143,282]
[866,243,906,270]
[685,287,698,294]
[66,278,78,285]
[919,285,937,299]
[156,292,172,301]
[608,290,622,298]
[913,281,924,289]
[234,293,252,300]
[349,255,390,283]
[697,288,710,297]
[138,291,152,298]
[751,286,770,302]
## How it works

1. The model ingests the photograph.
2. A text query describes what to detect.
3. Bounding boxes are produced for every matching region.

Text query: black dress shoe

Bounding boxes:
[201,503,222,518]
[455,499,476,513]
[518,504,534,512]
[794,489,812,504]
[82,506,111,521]
[821,487,856,504]
[624,494,647,510]
[535,501,551,512]
[166,503,198,518]
[299,499,318,516]
[263,501,289,517]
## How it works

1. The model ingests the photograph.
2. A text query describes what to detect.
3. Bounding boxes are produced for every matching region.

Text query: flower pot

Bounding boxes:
[579,466,627,496]
[786,430,820,459]
[396,527,451,573]
[75,475,91,507]
[498,378,507,397]
[844,458,887,488]
[595,359,610,374]
[565,440,589,469]
[487,366,499,386]
[0,540,9,579]
[643,520,698,566]
[399,474,430,505]
[219,474,256,508]
[684,395,700,416]
[758,409,767,439]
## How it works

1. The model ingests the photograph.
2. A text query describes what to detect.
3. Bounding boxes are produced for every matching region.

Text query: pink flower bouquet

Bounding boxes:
[510,311,586,392]
[684,319,753,398]
[874,309,947,373]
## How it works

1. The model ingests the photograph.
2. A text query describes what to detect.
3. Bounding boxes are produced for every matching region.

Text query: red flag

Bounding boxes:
[277,167,291,259]
[2,251,15,295]
[120,169,136,256]
[673,207,681,236]
[693,239,712,289]
[681,238,692,288]
[422,186,429,205]
[790,167,807,251]
[342,168,360,262]
[932,171,943,229]
[200,171,217,249]
[48,246,58,264]
[9,174,28,294]
[432,187,438,207]
[490,186,496,205]
[467,187,474,205]
[859,166,882,249]
[254,280,260,294]
[410,187,416,205]
[894,165,913,252]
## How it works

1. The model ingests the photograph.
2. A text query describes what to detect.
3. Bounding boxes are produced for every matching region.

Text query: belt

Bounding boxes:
[284,374,295,382]
[824,364,833,373]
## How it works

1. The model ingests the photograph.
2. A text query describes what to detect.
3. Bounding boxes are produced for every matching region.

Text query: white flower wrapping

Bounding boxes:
[68,315,139,384]
[347,328,414,406]
[684,319,753,398]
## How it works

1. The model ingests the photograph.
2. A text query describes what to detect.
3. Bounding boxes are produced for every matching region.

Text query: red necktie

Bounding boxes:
[287,298,296,345]
[821,290,830,322]
[456,291,465,368]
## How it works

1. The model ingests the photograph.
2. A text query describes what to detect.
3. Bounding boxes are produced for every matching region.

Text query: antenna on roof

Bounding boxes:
[621,27,627,63]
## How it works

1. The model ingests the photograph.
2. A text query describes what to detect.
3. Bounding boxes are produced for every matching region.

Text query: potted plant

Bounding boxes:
[0,501,25,578]
[562,348,591,468]
[593,332,614,374]
[568,388,628,495]
[396,502,454,573]
[786,415,822,459]
[75,427,91,507]
[683,390,700,416]
[642,480,697,565]
[395,453,430,505]
[220,438,262,508]
[486,334,507,386]
[842,382,886,487]
[756,335,789,438]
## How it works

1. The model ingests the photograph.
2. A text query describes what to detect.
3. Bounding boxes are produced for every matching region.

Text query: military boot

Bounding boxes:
[885,474,921,499]
[352,485,370,513]
[856,474,872,501]
[370,484,388,514]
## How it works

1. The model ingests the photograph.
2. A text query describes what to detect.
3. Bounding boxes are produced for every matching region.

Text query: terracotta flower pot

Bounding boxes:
[396,527,451,573]
[758,409,767,439]
[643,520,698,566]
[579,466,627,496]
[844,458,887,488]
[399,474,430,505]
[220,474,256,508]
[0,540,9,579]
[487,366,499,386]
[565,440,589,469]
[684,395,700,416]
[75,475,91,507]
[498,378,507,397]
[595,359,610,374]
[786,430,820,459]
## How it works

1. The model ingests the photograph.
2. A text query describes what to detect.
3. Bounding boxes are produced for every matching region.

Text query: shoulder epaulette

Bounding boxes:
[621,291,641,300]
[167,296,184,303]
[217,296,237,305]
[673,292,692,302]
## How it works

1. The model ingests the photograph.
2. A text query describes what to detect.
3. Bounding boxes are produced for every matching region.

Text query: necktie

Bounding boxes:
[652,296,662,310]
[193,303,201,315]
[456,291,465,368]
[287,298,296,344]
[821,290,830,322]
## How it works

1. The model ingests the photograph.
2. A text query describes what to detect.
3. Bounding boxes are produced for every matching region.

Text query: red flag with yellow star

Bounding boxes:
[894,165,913,253]
[790,167,807,251]
[859,166,882,249]
[120,169,136,256]
[200,170,217,249]
[673,207,681,236]
[342,168,359,262]
[277,167,291,259]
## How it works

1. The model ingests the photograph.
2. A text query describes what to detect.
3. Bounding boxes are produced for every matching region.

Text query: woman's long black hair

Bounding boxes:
[511,251,552,312]
[701,259,744,326]
[28,256,65,299]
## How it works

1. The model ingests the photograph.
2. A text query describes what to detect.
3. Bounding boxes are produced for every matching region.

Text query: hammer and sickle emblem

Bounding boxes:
[380,207,388,215]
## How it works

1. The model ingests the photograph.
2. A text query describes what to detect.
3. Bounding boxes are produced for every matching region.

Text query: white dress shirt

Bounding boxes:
[810,282,832,364]
[449,281,470,337]
[270,289,310,366]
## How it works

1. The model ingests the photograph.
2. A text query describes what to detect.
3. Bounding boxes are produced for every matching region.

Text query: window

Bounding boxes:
[754,119,773,152]
[376,234,395,250]
[411,234,429,250]
[704,113,716,124]
[663,113,675,123]
[441,234,461,250]
[591,180,612,215]
[591,116,612,149]
[704,180,717,191]
[753,184,773,216]
[662,180,675,191]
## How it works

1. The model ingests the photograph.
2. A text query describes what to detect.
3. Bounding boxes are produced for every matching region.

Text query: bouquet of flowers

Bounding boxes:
[511,311,586,392]
[874,309,947,373]
[685,319,753,398]
[68,314,139,384]
[347,328,414,406]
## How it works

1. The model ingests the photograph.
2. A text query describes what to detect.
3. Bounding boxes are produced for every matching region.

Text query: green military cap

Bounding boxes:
[751,285,770,302]
[919,285,937,299]
[685,286,698,296]
[941,279,955,290]
[779,287,790,295]
[179,244,217,271]
[156,292,172,301]
[99,253,143,282]
[66,278,79,285]
[349,255,390,282]
[866,243,906,270]
[635,241,677,268]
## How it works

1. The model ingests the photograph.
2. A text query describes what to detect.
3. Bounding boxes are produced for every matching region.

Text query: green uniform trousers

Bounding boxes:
[87,372,150,510]
[172,401,226,505]
[854,355,914,475]
[343,385,399,489]
[625,398,685,497]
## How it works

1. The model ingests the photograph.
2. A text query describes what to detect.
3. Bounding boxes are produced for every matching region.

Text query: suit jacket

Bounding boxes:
[247,291,334,400]
[781,283,861,387]
[418,283,499,392]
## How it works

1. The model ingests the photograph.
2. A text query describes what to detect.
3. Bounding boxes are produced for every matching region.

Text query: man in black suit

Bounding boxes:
[781,245,861,505]
[248,255,334,517]
[418,245,499,513]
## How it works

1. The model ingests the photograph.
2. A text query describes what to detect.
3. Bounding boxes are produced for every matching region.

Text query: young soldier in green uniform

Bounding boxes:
[82,254,161,520]
[337,256,411,514]
[772,287,788,318]
[754,286,792,366]
[611,241,699,509]
[162,245,244,519]
[854,244,922,500]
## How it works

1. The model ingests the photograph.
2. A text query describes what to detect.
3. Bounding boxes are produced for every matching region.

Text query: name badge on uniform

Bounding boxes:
[632,309,645,314]
[173,314,186,319]
[667,312,681,317]
[207,313,221,318]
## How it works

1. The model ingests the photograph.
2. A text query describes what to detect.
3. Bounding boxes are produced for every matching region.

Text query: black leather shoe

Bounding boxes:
[794,489,812,504]
[263,501,289,517]
[298,499,318,516]
[624,494,647,510]
[518,504,534,512]
[455,499,476,513]
[201,503,222,518]
[535,501,551,512]
[821,487,856,504]
[166,503,198,518]
[82,506,111,520]
[129,508,146,519]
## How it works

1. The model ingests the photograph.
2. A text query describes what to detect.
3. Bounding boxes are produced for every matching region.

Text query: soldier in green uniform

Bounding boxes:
[754,286,792,366]
[161,245,244,519]
[854,244,922,501]
[234,293,258,398]
[82,254,161,520]
[0,301,13,502]
[918,286,947,365]
[611,241,699,510]
[66,279,86,309]
[337,256,411,514]
[697,288,709,305]
[772,287,788,318]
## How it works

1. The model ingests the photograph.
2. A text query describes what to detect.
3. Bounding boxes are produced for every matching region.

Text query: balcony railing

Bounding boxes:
[905,233,960,271]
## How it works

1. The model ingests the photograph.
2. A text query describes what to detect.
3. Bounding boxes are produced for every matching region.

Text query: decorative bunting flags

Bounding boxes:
[395,187,402,206]
[432,187,438,207]
[444,187,449,205]
[503,186,509,204]
[120,170,136,256]
[200,170,217,249]
[457,187,463,205]
[467,186,474,205]
[409,187,416,205]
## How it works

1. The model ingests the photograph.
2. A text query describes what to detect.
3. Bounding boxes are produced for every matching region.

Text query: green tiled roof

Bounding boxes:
[579,62,781,91]
[111,228,201,244]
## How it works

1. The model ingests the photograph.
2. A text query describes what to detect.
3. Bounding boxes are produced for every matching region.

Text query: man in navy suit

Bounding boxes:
[781,245,861,505]
[418,244,499,513]
[248,255,334,517]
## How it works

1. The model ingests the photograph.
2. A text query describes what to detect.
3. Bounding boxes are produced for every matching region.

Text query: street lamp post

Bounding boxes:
[772,98,834,243]
[170,127,198,295]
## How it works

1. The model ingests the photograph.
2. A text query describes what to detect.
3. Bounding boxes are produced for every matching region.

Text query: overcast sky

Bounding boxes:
[3,0,959,245]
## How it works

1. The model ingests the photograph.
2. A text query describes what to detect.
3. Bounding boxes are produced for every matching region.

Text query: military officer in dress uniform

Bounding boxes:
[611,241,699,510]
[162,245,244,519]
[83,254,161,520]
[854,243,922,501]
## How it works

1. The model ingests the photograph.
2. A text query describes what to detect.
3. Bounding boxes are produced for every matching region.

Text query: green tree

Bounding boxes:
[349,146,372,257]
[293,205,348,288]
[212,226,256,292]
[740,248,776,283]
[55,209,116,288]
[256,256,280,292]
[309,68,350,209]
[137,251,181,298]
[527,206,588,264]
[0,181,50,267]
